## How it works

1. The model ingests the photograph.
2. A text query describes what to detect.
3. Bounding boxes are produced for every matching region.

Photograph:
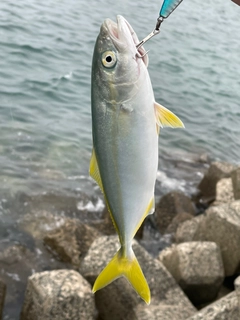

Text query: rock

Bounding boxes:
[0,245,34,265]
[20,270,96,320]
[213,178,234,205]
[202,201,240,276]
[0,280,6,320]
[166,212,193,235]
[80,235,196,320]
[232,167,240,200]
[198,161,236,202]
[186,292,239,320]
[155,191,195,234]
[234,276,240,317]
[159,242,224,304]
[125,303,196,320]
[19,210,65,240]
[175,215,205,243]
[43,218,101,267]
[176,201,240,277]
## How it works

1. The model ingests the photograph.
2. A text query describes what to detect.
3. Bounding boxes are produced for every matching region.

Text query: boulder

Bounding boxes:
[175,215,205,243]
[234,276,240,317]
[159,242,224,304]
[125,303,196,320]
[19,210,65,240]
[213,178,234,205]
[155,191,195,234]
[80,235,196,320]
[166,212,193,235]
[175,201,240,277]
[232,167,240,200]
[20,270,96,320]
[0,280,6,320]
[186,292,239,320]
[202,201,240,276]
[43,218,101,267]
[198,161,236,202]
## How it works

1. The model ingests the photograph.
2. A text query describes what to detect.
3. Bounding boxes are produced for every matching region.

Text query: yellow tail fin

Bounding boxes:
[92,248,150,304]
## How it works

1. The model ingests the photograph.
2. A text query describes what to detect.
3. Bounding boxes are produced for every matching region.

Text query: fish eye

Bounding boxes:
[102,51,117,68]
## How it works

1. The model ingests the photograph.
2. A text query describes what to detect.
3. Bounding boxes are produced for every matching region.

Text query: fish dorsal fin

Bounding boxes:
[154,102,185,129]
[89,148,104,193]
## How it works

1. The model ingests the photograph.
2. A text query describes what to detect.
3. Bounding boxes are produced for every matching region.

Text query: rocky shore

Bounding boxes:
[1,160,240,319]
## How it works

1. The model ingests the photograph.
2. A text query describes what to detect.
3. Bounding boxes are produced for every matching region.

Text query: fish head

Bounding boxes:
[92,15,148,103]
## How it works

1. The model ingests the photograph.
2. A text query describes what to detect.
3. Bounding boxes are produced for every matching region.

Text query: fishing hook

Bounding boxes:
[136,16,164,50]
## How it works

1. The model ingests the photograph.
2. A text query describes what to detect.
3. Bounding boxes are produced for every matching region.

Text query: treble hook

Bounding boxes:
[136,16,164,50]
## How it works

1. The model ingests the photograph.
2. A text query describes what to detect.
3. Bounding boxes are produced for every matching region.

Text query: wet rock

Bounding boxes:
[20,270,96,320]
[166,212,193,235]
[198,161,236,202]
[19,210,65,240]
[0,280,6,320]
[213,178,234,206]
[0,245,34,265]
[43,218,101,267]
[186,292,239,320]
[232,167,240,200]
[155,191,195,234]
[80,235,196,320]
[175,215,205,243]
[159,242,224,304]
[125,303,195,320]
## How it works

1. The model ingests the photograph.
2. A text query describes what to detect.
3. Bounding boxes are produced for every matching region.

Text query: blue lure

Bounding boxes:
[136,0,184,49]
[160,0,184,19]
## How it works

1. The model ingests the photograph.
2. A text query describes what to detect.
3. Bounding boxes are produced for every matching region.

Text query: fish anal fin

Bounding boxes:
[154,102,185,128]
[89,148,104,193]
[92,248,150,304]
[132,197,155,239]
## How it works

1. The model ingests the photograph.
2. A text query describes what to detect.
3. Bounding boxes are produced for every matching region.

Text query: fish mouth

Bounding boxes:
[103,15,148,66]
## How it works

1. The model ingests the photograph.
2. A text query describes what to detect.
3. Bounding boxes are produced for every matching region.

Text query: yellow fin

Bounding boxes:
[154,102,185,128]
[89,148,104,193]
[89,148,120,235]
[93,248,150,304]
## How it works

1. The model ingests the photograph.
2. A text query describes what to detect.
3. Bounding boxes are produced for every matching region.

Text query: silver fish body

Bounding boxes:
[90,15,184,303]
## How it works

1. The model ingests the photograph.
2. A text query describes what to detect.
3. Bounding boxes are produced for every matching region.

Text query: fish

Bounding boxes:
[90,15,184,304]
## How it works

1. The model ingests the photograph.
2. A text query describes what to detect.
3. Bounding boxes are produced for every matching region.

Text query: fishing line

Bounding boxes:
[136,0,184,49]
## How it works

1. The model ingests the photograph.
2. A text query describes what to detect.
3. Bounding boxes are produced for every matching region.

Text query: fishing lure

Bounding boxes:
[136,0,184,49]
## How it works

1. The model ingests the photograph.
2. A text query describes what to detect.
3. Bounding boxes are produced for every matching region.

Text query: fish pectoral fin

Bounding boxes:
[89,148,104,193]
[154,102,185,129]
[92,248,151,304]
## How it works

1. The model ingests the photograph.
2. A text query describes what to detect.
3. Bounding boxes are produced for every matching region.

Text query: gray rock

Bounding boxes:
[203,201,240,276]
[0,280,6,320]
[80,235,196,320]
[176,201,240,277]
[213,178,234,205]
[232,167,240,200]
[186,292,239,320]
[20,270,96,320]
[43,218,101,267]
[19,210,65,240]
[155,191,195,234]
[159,242,224,304]
[166,212,193,235]
[234,276,240,317]
[125,303,195,320]
[198,161,236,202]
[175,215,205,243]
